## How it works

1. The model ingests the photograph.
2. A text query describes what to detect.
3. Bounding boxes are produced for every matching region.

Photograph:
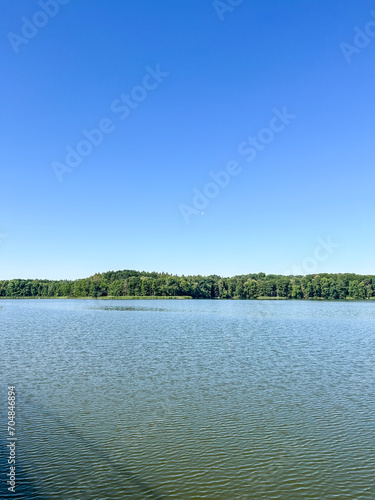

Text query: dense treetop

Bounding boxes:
[1,270,375,300]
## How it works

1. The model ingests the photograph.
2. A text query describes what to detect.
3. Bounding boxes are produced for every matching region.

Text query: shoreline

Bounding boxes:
[0,296,374,301]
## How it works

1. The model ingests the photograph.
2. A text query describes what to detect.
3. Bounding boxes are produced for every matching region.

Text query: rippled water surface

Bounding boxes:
[1,299,374,499]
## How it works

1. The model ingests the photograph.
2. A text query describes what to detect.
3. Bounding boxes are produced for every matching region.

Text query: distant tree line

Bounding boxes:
[1,270,375,300]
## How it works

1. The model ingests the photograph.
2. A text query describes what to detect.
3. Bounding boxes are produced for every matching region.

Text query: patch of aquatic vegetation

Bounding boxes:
[90,306,169,312]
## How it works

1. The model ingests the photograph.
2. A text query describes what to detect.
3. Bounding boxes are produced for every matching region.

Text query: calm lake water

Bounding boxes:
[1,299,374,499]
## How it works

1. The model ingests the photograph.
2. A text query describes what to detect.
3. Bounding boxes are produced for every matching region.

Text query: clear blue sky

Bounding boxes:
[1,0,375,280]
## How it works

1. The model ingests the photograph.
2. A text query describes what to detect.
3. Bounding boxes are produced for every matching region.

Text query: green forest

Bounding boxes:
[1,270,375,300]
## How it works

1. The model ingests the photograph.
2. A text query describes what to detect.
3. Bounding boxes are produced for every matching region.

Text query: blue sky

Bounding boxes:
[1,0,375,280]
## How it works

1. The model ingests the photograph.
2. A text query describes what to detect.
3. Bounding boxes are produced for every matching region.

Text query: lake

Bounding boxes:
[1,299,374,499]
